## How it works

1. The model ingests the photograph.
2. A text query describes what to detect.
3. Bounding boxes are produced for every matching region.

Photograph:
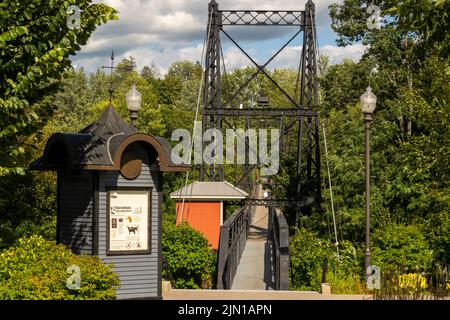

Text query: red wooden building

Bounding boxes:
[170,181,248,249]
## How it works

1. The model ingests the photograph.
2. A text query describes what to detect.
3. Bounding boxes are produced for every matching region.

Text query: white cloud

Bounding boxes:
[73,42,365,76]
[213,43,365,73]
[121,44,204,74]
[73,0,358,73]
[82,0,341,50]
[320,44,366,64]
[269,45,303,69]
[222,46,255,70]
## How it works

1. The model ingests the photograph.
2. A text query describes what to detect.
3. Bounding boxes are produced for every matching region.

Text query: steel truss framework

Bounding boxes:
[200,0,321,209]
[227,198,316,208]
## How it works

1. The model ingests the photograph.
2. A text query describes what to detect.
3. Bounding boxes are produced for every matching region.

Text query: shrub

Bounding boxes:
[290,228,332,291]
[372,224,433,272]
[290,229,365,293]
[326,270,366,294]
[326,240,366,294]
[0,235,120,300]
[162,221,216,289]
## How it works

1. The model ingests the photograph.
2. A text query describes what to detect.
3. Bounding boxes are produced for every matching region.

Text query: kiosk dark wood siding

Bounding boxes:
[59,171,94,255]
[97,162,161,300]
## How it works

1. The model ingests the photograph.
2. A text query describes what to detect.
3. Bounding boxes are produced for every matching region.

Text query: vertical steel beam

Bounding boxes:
[297,0,320,209]
[201,0,223,182]
[243,116,251,192]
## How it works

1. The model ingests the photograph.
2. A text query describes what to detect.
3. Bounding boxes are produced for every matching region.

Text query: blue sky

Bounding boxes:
[72,0,365,74]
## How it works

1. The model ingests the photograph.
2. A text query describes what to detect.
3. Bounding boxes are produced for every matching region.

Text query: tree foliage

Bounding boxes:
[288,0,450,292]
[290,228,364,293]
[317,0,450,270]
[0,172,57,249]
[0,0,117,176]
[372,224,433,272]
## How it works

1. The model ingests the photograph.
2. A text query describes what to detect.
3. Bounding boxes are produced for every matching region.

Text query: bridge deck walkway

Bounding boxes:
[231,188,275,290]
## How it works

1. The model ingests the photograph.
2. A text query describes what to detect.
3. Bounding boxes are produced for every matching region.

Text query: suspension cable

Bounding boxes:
[310,10,320,65]
[294,36,303,103]
[322,123,339,260]
[178,10,213,224]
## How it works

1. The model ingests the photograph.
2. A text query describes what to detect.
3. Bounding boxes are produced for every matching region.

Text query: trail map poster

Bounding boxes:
[108,189,150,254]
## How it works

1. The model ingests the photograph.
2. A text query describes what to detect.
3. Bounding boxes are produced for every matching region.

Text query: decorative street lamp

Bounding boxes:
[126,85,142,128]
[360,86,377,279]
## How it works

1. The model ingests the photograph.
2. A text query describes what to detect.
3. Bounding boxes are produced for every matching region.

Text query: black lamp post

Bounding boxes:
[360,86,377,278]
[126,85,142,128]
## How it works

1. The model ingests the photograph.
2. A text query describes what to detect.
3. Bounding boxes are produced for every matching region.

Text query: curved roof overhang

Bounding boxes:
[31,132,190,173]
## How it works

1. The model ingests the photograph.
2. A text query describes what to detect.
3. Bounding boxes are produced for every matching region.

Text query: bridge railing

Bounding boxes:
[268,207,290,290]
[216,204,253,289]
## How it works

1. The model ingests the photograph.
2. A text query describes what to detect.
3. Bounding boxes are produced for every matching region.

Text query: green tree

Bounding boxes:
[46,68,95,133]
[0,171,57,249]
[87,68,165,137]
[89,68,111,103]
[389,0,450,57]
[324,0,449,270]
[115,56,137,79]
[152,76,183,106]
[141,63,161,81]
[319,59,369,116]
[0,0,117,176]
[372,224,433,272]
[426,210,450,265]
[0,0,116,248]
[167,60,202,82]
[151,61,202,108]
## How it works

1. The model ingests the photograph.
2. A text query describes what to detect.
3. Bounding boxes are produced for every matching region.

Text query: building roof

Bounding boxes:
[170,181,248,200]
[31,105,190,172]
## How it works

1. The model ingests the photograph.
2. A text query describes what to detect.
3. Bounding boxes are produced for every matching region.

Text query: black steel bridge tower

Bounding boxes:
[199,0,321,211]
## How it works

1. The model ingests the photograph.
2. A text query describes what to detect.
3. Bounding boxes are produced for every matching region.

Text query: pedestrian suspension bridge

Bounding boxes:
[172,0,322,293]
